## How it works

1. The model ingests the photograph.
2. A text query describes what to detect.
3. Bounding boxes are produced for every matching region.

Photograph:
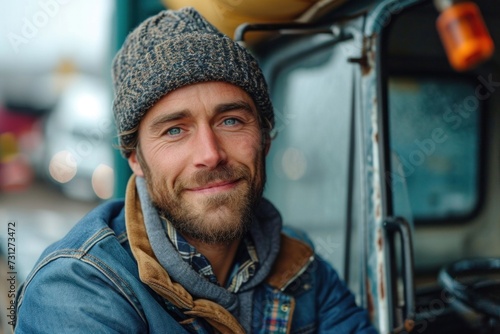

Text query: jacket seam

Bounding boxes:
[80,227,115,253]
[20,226,115,290]
[116,231,128,244]
[17,251,147,326]
[17,228,147,325]
[81,253,147,324]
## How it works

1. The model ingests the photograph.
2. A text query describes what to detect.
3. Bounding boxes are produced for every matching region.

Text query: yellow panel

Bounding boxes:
[162,0,318,39]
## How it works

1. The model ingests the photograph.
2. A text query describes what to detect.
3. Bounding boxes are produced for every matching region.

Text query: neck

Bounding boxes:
[183,235,241,287]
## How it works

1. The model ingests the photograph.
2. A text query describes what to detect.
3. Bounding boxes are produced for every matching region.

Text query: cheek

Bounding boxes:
[231,127,263,150]
[225,134,263,168]
[144,148,187,188]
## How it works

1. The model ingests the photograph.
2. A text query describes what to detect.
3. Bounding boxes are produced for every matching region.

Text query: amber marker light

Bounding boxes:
[435,1,494,72]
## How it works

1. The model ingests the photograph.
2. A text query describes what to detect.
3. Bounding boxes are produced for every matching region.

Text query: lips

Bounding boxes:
[186,179,241,193]
[178,165,251,196]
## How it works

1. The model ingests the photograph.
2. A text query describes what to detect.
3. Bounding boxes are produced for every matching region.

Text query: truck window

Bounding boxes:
[264,39,354,274]
[388,76,484,223]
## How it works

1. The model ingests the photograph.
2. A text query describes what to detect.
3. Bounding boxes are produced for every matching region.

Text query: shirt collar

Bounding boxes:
[161,216,259,293]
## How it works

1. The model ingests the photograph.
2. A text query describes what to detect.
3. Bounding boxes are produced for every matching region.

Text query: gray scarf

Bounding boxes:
[135,176,282,332]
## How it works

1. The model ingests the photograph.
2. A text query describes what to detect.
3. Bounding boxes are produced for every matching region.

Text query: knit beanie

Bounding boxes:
[112,7,274,157]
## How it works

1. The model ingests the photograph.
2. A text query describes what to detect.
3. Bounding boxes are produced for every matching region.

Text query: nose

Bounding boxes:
[192,125,227,169]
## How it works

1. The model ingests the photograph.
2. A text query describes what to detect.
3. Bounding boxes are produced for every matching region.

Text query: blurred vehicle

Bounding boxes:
[43,75,115,202]
[0,133,33,192]
[0,2,115,333]
[0,106,42,192]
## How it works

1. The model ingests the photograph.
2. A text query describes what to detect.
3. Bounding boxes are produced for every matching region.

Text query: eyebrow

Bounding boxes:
[147,100,256,134]
[215,100,255,115]
[148,110,191,134]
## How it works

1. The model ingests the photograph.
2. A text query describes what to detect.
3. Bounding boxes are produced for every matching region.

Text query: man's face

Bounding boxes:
[128,82,268,244]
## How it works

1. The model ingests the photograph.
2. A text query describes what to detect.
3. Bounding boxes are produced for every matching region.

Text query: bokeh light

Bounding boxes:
[92,163,114,199]
[48,150,77,183]
[281,147,307,181]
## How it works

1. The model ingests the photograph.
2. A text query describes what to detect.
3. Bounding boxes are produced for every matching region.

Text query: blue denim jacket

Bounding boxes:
[15,199,377,333]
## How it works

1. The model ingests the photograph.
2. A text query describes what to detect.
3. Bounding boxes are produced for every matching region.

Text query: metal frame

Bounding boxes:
[360,0,423,332]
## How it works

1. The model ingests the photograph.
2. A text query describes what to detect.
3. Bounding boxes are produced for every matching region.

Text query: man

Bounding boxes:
[15,7,377,333]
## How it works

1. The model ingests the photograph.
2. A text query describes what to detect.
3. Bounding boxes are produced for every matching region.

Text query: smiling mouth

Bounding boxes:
[186,179,241,194]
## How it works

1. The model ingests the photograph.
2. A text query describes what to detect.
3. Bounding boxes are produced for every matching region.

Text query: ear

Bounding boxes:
[128,151,145,177]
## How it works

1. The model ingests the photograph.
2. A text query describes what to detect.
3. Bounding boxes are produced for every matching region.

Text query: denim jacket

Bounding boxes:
[15,178,377,333]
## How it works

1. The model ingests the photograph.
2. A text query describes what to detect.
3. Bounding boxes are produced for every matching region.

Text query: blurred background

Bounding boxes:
[0,0,115,281]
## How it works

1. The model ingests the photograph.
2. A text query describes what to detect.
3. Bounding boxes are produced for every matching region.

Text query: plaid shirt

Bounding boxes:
[162,217,259,293]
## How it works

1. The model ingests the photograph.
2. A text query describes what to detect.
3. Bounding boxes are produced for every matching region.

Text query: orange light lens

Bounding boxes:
[436,2,494,71]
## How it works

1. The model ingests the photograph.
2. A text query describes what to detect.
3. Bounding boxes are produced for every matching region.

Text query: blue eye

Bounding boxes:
[166,127,182,136]
[223,118,239,126]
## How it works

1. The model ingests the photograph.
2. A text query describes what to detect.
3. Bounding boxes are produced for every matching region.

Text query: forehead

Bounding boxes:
[142,81,258,122]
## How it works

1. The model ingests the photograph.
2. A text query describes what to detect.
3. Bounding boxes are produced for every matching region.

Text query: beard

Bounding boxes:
[138,151,266,245]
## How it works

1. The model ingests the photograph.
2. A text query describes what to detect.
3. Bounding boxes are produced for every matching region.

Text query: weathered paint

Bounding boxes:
[377,230,383,251]
[379,263,385,300]
[359,1,423,332]
[358,29,390,331]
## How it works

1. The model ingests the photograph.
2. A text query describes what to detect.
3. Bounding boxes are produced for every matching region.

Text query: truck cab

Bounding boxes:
[144,0,500,332]
[245,1,499,332]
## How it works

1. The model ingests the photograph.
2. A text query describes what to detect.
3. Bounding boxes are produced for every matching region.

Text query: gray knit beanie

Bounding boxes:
[112,7,274,157]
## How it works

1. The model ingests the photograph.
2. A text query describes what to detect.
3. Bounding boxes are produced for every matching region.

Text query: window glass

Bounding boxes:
[388,76,482,222]
[264,44,353,273]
